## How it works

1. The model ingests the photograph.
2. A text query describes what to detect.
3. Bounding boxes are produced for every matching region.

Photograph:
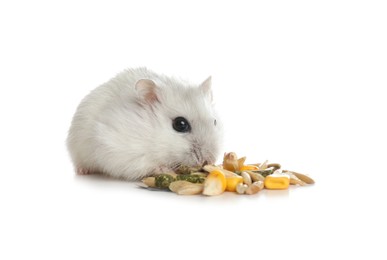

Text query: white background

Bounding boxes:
[1,0,386,259]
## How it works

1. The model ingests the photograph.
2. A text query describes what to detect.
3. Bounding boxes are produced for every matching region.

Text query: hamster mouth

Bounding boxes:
[191,147,215,166]
[168,148,215,171]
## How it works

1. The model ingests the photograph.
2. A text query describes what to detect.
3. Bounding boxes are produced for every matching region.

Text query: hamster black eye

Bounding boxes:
[214,119,217,126]
[172,117,191,133]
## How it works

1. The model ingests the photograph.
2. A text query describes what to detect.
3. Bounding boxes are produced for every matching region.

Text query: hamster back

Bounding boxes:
[67,67,223,180]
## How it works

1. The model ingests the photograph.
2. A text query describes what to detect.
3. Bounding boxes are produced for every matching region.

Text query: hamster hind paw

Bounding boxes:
[77,168,92,175]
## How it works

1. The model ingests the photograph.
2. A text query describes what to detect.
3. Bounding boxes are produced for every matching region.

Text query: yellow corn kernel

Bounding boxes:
[240,165,259,171]
[226,175,244,192]
[264,173,290,190]
[203,170,227,196]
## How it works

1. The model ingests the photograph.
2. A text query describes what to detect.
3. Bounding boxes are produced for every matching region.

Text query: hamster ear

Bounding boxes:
[200,76,213,102]
[135,79,159,104]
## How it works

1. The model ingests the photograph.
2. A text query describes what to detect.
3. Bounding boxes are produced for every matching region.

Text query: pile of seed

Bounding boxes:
[139,152,314,196]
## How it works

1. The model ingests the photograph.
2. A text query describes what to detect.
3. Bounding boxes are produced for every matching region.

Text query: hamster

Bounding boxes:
[67,67,223,180]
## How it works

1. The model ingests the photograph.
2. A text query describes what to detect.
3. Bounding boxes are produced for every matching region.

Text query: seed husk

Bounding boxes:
[245,171,265,182]
[223,152,239,172]
[169,180,192,193]
[284,171,307,186]
[245,181,264,195]
[259,160,269,170]
[169,181,204,195]
[176,183,204,195]
[241,171,252,186]
[236,183,248,194]
[142,177,156,187]
[253,181,264,190]
[289,171,315,184]
[237,156,246,170]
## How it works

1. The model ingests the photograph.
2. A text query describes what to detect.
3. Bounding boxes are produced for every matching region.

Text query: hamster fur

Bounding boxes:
[67,67,223,180]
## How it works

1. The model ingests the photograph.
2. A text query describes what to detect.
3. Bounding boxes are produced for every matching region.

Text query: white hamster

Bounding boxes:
[67,67,223,180]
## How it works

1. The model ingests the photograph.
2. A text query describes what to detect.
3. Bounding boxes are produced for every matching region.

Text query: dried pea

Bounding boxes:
[155,174,176,189]
[175,165,202,175]
[176,174,206,183]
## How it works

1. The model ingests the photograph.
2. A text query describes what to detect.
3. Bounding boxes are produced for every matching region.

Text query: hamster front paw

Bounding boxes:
[154,166,175,175]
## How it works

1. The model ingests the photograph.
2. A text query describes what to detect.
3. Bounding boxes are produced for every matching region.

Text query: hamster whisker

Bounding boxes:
[171,162,182,171]
[192,148,202,164]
